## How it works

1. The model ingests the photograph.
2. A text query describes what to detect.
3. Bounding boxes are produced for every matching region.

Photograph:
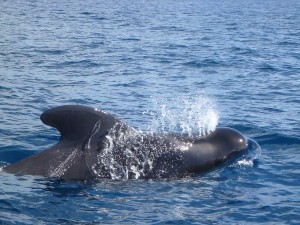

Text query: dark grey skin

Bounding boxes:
[3,105,248,181]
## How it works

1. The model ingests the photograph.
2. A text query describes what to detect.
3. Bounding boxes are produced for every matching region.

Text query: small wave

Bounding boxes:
[34,49,66,55]
[54,60,102,69]
[80,12,107,21]
[120,38,140,42]
[230,46,259,57]
[277,41,298,46]
[257,63,278,72]
[183,59,222,68]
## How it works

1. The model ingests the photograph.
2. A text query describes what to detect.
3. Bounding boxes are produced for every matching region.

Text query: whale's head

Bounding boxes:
[210,127,248,152]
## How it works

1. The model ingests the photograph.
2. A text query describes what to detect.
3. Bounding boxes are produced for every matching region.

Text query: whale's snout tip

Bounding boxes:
[238,136,248,151]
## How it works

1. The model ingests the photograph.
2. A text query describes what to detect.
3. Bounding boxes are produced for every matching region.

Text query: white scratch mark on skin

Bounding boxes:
[49,148,78,177]
[86,120,102,150]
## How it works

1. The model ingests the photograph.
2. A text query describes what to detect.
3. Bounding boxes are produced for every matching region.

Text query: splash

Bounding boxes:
[145,95,219,137]
[88,95,220,180]
[89,123,187,180]
[231,138,261,168]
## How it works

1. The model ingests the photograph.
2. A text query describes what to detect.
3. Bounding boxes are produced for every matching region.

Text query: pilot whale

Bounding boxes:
[3,105,248,180]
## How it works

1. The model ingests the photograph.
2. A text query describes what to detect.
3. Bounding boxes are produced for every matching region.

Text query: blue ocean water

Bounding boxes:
[0,0,299,224]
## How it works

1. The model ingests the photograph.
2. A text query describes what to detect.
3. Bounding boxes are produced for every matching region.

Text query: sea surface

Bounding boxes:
[0,0,299,224]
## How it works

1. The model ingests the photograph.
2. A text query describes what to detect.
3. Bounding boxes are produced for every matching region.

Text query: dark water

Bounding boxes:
[1,0,300,224]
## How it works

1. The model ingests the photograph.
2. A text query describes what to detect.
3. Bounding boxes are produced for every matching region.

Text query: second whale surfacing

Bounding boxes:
[3,105,248,181]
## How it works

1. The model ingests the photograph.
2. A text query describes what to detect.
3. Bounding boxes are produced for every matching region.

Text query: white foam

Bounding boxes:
[236,159,254,167]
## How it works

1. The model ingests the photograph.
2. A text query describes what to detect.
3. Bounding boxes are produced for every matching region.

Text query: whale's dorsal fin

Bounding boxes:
[40,105,118,141]
[3,105,119,179]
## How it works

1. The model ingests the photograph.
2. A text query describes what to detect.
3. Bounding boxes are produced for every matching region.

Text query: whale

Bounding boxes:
[3,105,248,180]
